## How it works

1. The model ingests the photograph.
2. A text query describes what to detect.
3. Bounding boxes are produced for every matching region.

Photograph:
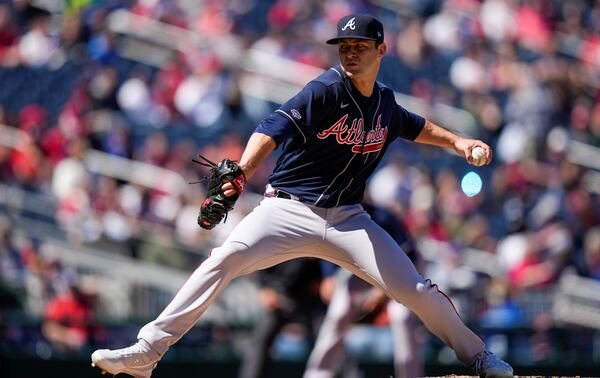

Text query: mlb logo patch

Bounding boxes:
[291,109,302,119]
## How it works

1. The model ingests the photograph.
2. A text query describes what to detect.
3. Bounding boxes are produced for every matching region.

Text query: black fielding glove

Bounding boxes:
[192,155,246,230]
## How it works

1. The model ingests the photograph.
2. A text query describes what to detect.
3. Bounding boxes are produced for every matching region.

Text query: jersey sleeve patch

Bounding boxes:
[276,81,332,142]
[275,109,307,143]
[254,112,297,146]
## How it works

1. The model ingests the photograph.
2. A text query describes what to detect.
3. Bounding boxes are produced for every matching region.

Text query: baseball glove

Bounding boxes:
[192,155,246,230]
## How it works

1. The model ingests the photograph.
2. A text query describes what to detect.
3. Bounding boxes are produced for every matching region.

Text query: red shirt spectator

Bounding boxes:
[43,280,97,351]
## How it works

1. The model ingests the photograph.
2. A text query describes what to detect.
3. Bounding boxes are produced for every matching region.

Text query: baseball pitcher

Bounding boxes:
[91,14,512,378]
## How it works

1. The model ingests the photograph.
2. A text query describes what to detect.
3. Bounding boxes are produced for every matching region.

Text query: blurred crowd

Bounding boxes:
[1,0,600,368]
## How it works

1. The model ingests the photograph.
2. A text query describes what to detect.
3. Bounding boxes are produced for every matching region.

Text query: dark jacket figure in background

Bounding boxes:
[239,258,325,378]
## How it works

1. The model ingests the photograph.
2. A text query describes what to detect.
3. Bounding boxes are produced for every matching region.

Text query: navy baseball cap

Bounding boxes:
[326,14,384,45]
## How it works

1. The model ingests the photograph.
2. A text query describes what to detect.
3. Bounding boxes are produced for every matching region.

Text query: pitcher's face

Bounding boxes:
[338,39,385,76]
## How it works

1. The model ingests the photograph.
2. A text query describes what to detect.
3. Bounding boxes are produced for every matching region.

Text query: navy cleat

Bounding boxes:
[470,350,514,378]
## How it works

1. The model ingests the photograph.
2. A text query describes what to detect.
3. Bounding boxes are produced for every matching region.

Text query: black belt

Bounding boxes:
[275,191,294,199]
[265,189,303,201]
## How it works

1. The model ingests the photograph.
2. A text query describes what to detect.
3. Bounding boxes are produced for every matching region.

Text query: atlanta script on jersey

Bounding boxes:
[255,65,425,207]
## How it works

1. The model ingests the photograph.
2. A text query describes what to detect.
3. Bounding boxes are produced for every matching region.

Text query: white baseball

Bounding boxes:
[471,146,487,166]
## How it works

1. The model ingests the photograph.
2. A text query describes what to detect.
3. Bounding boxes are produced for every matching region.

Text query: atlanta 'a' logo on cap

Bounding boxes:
[341,17,356,31]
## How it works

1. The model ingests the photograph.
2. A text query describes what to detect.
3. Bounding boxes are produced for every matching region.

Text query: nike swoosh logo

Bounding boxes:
[341,103,349,108]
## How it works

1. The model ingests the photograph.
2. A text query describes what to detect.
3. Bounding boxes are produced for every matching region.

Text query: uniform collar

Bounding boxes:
[331,65,379,100]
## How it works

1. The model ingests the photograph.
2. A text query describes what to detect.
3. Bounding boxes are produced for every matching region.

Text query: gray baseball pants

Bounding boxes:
[137,197,484,364]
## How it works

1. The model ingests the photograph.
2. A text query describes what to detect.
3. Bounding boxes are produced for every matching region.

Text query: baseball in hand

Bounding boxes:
[470,146,487,166]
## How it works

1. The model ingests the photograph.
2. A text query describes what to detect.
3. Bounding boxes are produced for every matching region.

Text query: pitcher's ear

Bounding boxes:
[378,42,387,57]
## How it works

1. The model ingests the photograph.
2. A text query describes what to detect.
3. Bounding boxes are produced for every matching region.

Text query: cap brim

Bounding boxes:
[326,36,379,44]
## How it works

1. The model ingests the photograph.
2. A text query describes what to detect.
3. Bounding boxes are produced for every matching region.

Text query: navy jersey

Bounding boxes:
[255,65,425,207]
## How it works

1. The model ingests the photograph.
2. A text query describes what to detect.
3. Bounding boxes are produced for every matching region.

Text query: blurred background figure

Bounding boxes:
[42,272,99,352]
[239,258,325,378]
